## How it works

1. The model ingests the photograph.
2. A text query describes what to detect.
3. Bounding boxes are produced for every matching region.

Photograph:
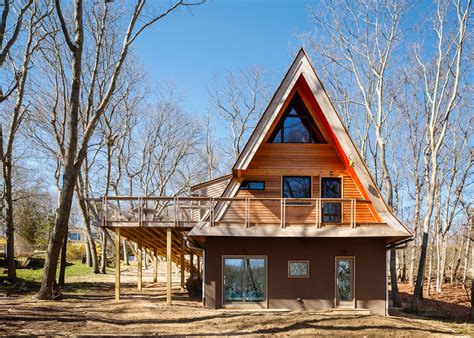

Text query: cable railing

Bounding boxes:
[101,196,374,228]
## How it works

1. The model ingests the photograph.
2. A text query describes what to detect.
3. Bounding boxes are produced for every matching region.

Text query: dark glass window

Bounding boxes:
[269,93,326,144]
[240,181,265,190]
[321,177,342,223]
[282,176,311,199]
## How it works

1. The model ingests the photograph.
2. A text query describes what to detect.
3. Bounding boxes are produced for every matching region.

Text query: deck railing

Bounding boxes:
[101,196,373,229]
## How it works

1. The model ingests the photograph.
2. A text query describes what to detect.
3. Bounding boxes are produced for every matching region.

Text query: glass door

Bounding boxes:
[321,177,342,223]
[223,257,266,304]
[336,257,354,307]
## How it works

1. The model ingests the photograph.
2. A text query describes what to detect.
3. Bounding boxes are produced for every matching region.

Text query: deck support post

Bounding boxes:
[180,238,185,290]
[114,228,121,301]
[166,228,172,305]
[153,248,158,283]
[197,256,201,279]
[190,251,194,279]
[137,240,142,291]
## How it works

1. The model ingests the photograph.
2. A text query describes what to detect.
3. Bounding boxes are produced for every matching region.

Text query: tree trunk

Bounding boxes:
[100,229,107,273]
[413,175,437,309]
[462,238,470,285]
[77,195,98,273]
[451,234,464,284]
[426,239,433,297]
[122,240,129,265]
[58,234,68,287]
[85,238,91,266]
[400,249,406,282]
[36,170,78,299]
[390,249,402,307]
[3,160,16,283]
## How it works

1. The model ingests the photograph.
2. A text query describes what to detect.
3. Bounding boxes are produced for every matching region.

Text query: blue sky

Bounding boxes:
[135,0,314,116]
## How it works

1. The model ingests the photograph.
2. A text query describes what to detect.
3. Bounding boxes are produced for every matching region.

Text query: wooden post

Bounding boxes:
[166,228,172,305]
[190,251,194,279]
[197,256,201,279]
[115,228,121,301]
[137,240,142,291]
[153,248,158,283]
[180,238,185,290]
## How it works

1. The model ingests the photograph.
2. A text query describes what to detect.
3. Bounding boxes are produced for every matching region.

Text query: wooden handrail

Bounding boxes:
[101,196,373,227]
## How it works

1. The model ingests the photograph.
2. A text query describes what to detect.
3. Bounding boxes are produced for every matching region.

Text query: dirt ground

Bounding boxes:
[1,269,473,336]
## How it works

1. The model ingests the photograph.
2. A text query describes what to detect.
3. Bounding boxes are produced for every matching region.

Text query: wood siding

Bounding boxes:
[191,176,230,198]
[220,143,378,225]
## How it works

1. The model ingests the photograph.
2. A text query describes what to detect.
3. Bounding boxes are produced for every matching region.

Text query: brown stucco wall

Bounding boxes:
[203,237,387,315]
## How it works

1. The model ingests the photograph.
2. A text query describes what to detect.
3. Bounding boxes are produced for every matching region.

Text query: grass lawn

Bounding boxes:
[13,260,92,282]
[0,259,103,295]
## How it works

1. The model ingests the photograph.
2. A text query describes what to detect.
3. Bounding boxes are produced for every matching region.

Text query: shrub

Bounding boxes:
[185,276,202,299]
[66,243,86,261]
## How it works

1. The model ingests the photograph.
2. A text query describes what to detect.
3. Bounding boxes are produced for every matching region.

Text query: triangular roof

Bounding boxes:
[190,48,412,243]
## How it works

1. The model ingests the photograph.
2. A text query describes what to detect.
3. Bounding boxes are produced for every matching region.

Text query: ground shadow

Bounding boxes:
[389,290,472,323]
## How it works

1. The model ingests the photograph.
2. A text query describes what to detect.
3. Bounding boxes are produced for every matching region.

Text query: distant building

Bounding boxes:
[68,227,87,243]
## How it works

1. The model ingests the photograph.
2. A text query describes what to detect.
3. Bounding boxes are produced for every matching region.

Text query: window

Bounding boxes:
[321,177,342,223]
[282,176,311,204]
[223,257,266,303]
[288,261,309,278]
[269,93,326,144]
[68,232,81,241]
[240,180,265,190]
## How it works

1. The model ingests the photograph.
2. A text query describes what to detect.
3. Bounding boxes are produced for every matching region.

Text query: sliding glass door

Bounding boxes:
[223,257,266,303]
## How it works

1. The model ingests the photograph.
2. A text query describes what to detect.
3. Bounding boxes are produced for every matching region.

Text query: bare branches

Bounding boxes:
[210,66,269,163]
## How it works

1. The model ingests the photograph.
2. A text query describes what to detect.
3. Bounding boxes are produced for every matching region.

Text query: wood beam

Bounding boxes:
[137,239,142,291]
[115,228,121,301]
[166,228,172,305]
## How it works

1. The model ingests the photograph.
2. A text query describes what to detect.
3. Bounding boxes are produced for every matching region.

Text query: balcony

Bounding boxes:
[100,196,379,229]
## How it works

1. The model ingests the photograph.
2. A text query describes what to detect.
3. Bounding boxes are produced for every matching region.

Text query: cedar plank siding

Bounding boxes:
[191,176,230,198]
[191,176,231,221]
[220,144,377,225]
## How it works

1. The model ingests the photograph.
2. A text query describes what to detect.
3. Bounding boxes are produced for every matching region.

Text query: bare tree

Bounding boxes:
[0,0,33,102]
[0,1,48,283]
[412,0,471,309]
[303,0,407,307]
[210,66,269,165]
[36,0,205,300]
[120,86,201,199]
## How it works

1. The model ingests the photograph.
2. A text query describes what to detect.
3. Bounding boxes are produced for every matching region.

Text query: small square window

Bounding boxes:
[288,261,309,278]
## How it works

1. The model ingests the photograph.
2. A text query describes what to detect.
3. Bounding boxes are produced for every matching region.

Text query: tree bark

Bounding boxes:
[100,229,107,273]
[77,193,98,273]
[2,156,16,283]
[122,240,129,265]
[390,249,401,307]
[58,234,67,287]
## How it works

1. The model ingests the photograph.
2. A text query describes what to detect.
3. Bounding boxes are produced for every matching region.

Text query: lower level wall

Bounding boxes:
[203,237,387,316]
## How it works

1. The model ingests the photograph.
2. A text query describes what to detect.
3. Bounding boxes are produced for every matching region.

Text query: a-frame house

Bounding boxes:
[187,49,412,315]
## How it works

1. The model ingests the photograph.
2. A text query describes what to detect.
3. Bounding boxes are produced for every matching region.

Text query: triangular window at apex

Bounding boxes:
[269,92,326,144]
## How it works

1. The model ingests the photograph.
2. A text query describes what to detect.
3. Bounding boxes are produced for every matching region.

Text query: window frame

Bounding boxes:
[222,255,268,308]
[268,93,326,144]
[239,180,265,191]
[320,176,343,223]
[282,176,312,205]
[68,232,81,241]
[288,260,310,278]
